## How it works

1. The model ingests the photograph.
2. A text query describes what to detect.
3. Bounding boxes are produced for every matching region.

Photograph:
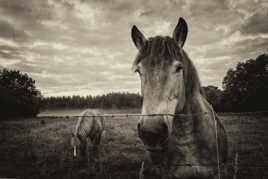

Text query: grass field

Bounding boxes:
[0,109,267,179]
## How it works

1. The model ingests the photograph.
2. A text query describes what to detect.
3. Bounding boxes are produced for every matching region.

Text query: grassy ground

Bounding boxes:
[0,109,267,179]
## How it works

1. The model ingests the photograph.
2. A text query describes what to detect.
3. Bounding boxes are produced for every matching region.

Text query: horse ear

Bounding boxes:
[173,17,188,48]
[131,25,146,50]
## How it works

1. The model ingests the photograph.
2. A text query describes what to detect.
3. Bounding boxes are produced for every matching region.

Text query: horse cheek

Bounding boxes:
[174,78,186,111]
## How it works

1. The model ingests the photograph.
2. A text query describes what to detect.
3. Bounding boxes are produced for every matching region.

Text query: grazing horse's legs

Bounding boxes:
[80,140,87,157]
[86,139,90,163]
[90,133,102,171]
[94,133,102,159]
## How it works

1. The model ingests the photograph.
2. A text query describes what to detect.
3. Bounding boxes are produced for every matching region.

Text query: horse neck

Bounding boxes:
[178,91,217,143]
[184,91,212,115]
[174,91,215,135]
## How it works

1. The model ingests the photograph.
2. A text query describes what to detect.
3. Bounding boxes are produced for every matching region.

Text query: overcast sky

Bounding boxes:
[0,0,267,96]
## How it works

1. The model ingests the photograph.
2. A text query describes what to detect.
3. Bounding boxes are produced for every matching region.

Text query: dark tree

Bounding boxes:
[0,68,42,117]
[202,85,223,112]
[222,54,268,112]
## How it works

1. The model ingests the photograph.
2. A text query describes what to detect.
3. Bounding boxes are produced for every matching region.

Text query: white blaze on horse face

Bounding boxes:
[140,60,185,116]
[74,146,77,157]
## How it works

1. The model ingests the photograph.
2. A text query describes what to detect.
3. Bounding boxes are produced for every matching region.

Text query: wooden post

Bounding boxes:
[139,161,144,179]
[233,152,239,179]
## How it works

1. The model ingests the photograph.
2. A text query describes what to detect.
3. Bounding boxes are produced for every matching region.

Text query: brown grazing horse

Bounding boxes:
[131,17,228,179]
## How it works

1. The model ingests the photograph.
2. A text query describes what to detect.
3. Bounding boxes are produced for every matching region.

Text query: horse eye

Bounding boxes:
[176,65,183,72]
[135,69,142,75]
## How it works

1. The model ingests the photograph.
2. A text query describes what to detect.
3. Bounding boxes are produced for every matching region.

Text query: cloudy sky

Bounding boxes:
[0,0,267,96]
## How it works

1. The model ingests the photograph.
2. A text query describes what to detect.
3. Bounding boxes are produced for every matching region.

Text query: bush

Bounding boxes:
[0,68,42,118]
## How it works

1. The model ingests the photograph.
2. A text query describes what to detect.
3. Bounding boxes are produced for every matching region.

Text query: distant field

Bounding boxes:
[0,109,267,179]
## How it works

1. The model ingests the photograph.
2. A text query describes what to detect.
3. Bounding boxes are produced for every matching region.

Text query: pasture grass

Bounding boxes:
[0,109,267,179]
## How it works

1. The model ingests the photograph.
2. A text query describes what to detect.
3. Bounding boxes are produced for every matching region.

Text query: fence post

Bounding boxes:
[233,152,239,179]
[139,161,144,179]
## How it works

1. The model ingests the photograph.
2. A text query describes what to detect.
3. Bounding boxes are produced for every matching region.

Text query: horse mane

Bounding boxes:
[181,50,205,99]
[135,36,204,99]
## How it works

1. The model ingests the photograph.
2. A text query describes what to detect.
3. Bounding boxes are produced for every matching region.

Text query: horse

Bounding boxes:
[131,17,228,179]
[70,110,105,162]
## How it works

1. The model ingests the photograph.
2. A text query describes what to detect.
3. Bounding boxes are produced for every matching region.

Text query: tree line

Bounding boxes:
[0,53,267,117]
[41,92,142,109]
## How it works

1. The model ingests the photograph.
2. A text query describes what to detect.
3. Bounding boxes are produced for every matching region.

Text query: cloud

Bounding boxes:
[240,9,268,35]
[0,0,54,25]
[0,20,29,42]
[0,45,20,59]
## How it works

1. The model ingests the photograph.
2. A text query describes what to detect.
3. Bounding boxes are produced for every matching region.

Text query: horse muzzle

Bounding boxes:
[138,119,169,164]
[138,120,169,144]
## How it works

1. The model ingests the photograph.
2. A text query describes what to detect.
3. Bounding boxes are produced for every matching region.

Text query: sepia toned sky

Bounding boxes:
[0,0,268,96]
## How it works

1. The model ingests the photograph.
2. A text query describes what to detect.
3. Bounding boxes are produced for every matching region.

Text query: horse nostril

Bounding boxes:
[138,122,169,146]
[162,123,168,135]
[137,123,143,138]
[162,123,168,134]
[160,123,169,142]
[137,123,141,131]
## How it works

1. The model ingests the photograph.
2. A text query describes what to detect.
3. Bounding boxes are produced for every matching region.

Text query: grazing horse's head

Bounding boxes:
[70,133,86,158]
[71,133,80,157]
[131,18,201,160]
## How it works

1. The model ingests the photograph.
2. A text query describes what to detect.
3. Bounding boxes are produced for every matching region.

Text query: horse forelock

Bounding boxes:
[181,50,204,100]
[134,36,181,67]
